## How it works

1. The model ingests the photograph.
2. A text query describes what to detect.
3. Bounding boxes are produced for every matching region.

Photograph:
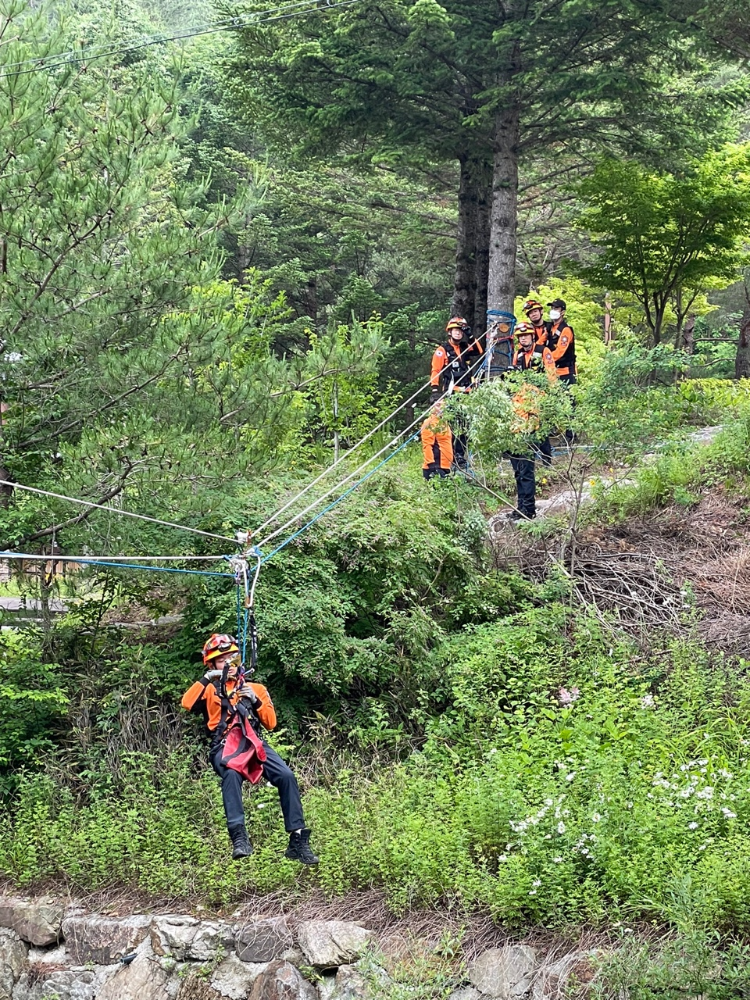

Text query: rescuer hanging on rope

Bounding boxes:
[181,633,319,865]
[430,316,483,470]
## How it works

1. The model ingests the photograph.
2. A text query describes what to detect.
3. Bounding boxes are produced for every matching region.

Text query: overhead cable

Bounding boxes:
[0,0,364,79]
[0,552,232,577]
[251,338,485,540]
[0,480,237,544]
[256,350,488,552]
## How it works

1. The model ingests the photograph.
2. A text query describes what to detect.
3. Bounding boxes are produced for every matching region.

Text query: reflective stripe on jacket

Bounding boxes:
[430,339,483,391]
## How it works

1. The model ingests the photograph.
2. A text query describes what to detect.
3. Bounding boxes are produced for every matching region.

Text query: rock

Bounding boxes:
[96,938,175,1000]
[531,950,598,1000]
[12,966,118,1000]
[0,898,63,947]
[248,961,316,1000]
[210,954,269,999]
[0,928,28,997]
[447,990,481,1000]
[468,946,538,999]
[296,922,373,970]
[151,915,233,962]
[316,976,337,1000]
[61,913,152,965]
[26,945,68,966]
[332,965,368,999]
[235,918,294,963]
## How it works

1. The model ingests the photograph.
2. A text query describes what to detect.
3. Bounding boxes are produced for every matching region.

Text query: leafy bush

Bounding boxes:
[5,614,750,933]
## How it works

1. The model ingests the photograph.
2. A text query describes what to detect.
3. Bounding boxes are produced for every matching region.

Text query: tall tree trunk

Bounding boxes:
[474,160,492,333]
[680,314,696,355]
[451,153,477,329]
[737,301,750,379]
[487,106,520,314]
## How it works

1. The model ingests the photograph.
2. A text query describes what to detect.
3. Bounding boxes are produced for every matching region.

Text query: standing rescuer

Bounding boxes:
[430,316,483,469]
[506,323,551,519]
[420,400,453,479]
[181,633,318,865]
[543,298,577,386]
[522,298,546,341]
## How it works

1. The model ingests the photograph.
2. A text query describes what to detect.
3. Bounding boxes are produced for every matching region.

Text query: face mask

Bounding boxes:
[550,309,561,321]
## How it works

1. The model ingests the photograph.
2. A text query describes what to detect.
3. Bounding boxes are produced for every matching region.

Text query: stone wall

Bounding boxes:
[0,896,594,1000]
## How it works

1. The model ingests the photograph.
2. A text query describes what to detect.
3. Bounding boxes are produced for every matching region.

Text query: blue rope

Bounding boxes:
[0,553,233,578]
[260,431,419,566]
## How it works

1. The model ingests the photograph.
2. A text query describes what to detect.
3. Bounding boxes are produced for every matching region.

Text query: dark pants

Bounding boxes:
[210,742,305,833]
[510,455,536,517]
[535,436,552,467]
[452,432,468,468]
[559,374,577,442]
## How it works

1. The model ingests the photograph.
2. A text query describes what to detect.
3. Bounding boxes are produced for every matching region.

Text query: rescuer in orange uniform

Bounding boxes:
[507,323,555,517]
[522,297,546,342]
[182,634,318,865]
[430,316,483,469]
[420,401,453,479]
[543,298,577,386]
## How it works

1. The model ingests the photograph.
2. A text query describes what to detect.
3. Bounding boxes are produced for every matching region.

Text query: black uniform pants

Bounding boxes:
[510,455,536,517]
[210,742,306,833]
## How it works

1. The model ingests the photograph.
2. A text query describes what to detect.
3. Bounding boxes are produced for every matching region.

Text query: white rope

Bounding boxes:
[252,337,485,540]
[256,350,488,549]
[0,553,226,561]
[0,480,237,544]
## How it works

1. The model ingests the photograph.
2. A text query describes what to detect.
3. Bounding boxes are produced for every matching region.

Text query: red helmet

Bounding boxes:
[522,298,543,316]
[445,316,469,333]
[202,633,239,665]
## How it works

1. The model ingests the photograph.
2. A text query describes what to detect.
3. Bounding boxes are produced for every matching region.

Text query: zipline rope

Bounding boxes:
[0,480,237,544]
[0,552,232,577]
[255,350,488,550]
[0,0,365,79]
[251,338,487,541]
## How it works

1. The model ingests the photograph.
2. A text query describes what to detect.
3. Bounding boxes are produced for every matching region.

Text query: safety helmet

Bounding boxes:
[445,316,469,333]
[202,633,239,664]
[516,322,535,339]
[522,298,543,316]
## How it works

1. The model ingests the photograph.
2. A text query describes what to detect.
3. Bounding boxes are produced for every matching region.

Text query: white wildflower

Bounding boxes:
[592,813,601,823]
[722,808,736,819]
[688,822,698,830]
[557,821,566,834]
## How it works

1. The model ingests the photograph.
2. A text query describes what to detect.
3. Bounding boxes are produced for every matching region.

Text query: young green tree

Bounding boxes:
[575,146,750,345]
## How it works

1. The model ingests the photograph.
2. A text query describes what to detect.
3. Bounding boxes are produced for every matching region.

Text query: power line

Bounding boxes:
[0,480,237,544]
[0,0,364,80]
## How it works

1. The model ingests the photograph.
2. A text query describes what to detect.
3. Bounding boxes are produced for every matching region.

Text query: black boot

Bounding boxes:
[285,828,319,866]
[229,825,253,860]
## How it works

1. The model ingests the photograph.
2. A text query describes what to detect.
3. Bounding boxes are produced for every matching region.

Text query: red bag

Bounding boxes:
[219,711,267,784]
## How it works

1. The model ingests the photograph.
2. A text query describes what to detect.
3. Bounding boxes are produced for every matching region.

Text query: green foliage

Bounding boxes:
[0,632,67,793]
[576,146,750,343]
[6,617,750,934]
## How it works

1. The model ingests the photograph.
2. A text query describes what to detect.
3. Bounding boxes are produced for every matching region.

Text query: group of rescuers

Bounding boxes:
[423,296,576,520]
[181,297,576,864]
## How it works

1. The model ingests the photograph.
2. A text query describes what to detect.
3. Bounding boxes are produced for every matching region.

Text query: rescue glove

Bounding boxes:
[240,687,261,709]
[430,389,441,405]
[204,669,223,681]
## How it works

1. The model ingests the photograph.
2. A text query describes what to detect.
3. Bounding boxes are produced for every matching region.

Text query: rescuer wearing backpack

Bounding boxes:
[181,634,318,865]
[430,316,484,469]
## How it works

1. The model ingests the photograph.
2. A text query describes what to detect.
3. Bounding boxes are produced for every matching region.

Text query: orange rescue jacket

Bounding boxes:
[182,676,277,741]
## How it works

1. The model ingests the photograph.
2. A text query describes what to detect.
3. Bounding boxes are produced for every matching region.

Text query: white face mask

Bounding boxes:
[549,309,562,321]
